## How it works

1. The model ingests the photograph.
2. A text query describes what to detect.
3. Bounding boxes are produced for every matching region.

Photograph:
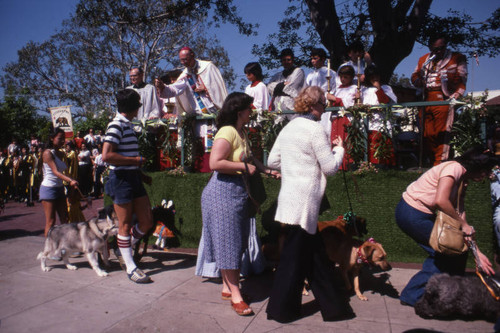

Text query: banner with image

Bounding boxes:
[49,105,74,139]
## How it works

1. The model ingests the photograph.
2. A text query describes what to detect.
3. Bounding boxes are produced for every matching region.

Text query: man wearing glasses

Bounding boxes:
[127,67,162,121]
[411,35,468,166]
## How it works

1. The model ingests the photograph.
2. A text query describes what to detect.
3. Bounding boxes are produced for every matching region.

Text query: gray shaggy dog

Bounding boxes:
[37,215,118,277]
[415,273,500,322]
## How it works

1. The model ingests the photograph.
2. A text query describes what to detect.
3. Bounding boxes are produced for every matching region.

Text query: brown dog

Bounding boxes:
[319,217,391,301]
[318,215,367,240]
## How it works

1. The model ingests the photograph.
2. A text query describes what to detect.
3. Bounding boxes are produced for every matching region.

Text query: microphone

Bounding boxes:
[423,53,436,67]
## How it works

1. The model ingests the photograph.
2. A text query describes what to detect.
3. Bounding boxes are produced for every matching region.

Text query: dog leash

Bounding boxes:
[466,238,500,301]
[341,168,354,214]
[341,168,361,236]
[75,186,93,208]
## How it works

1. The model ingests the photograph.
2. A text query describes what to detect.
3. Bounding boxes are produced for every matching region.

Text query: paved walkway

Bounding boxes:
[0,200,495,333]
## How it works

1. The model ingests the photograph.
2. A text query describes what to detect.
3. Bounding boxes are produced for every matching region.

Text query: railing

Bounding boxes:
[138,99,470,170]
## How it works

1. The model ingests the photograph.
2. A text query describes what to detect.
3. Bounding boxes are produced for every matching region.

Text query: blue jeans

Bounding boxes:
[395,198,467,306]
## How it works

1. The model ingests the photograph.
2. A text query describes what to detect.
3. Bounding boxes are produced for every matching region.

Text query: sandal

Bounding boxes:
[222,292,250,301]
[231,301,253,316]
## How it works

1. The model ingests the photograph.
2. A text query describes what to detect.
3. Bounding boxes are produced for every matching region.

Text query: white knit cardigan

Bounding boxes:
[268,116,345,234]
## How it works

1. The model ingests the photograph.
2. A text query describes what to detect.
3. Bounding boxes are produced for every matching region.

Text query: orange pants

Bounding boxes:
[421,91,454,166]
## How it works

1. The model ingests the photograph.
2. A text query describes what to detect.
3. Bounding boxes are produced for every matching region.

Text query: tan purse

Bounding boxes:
[429,168,468,256]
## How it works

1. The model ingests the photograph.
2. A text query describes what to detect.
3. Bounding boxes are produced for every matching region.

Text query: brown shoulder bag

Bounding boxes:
[428,168,468,256]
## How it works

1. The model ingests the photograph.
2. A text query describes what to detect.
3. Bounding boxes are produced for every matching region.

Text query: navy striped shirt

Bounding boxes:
[104,113,139,170]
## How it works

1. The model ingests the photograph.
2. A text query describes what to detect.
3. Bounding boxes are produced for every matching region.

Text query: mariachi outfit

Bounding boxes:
[411,50,467,165]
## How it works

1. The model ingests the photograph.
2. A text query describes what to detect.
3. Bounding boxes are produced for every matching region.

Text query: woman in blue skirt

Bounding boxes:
[201,92,277,316]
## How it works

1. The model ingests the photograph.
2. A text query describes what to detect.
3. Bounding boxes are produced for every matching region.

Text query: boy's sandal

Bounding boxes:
[231,301,253,316]
[127,267,153,284]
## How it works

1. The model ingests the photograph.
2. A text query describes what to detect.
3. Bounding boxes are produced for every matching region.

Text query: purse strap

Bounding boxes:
[438,161,464,212]
[242,159,262,211]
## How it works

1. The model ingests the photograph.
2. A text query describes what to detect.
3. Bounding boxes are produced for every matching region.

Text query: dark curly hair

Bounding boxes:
[215,92,254,129]
[454,145,498,175]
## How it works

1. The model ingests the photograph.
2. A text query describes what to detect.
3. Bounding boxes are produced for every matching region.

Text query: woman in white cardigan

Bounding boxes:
[266,86,354,323]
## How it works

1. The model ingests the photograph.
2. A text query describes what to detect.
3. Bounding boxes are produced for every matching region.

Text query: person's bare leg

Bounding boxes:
[221,269,244,303]
[133,195,153,233]
[222,275,231,295]
[114,202,134,236]
[42,200,56,236]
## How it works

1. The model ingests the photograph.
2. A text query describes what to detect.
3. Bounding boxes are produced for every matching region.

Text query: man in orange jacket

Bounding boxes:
[411,35,467,166]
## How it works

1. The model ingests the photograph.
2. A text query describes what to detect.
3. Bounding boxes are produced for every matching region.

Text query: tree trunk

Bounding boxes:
[304,0,347,69]
[367,0,432,82]
[305,0,432,82]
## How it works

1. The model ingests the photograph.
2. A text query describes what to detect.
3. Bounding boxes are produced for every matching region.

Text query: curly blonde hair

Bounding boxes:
[294,86,325,113]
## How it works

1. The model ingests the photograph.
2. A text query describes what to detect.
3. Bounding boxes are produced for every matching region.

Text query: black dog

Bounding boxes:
[101,200,180,263]
[98,205,153,264]
[415,273,500,322]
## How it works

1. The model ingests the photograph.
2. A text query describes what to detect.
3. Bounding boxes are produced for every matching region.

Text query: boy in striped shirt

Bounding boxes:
[103,89,153,283]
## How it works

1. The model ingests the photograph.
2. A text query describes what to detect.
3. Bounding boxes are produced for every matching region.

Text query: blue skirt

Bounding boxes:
[201,172,250,270]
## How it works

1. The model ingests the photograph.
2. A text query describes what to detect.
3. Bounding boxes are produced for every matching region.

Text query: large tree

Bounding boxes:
[0,85,50,148]
[2,0,256,118]
[253,0,500,83]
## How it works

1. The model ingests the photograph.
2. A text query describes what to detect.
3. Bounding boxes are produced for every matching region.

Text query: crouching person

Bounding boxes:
[103,89,153,283]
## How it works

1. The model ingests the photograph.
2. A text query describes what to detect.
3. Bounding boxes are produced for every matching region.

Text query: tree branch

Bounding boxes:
[304,0,348,68]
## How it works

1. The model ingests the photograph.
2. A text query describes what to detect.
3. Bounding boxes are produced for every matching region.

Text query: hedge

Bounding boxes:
[121,170,495,264]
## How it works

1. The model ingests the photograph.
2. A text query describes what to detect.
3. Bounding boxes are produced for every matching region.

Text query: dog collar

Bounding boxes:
[356,238,377,264]
[356,247,369,264]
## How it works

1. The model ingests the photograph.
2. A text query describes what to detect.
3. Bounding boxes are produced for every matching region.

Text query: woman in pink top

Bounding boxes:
[396,146,496,306]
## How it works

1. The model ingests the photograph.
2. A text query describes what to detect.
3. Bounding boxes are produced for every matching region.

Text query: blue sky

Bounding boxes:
[0,0,498,99]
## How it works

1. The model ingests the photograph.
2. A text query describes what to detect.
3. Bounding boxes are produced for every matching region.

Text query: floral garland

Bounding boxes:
[249,109,289,155]
[344,104,396,165]
[451,93,488,155]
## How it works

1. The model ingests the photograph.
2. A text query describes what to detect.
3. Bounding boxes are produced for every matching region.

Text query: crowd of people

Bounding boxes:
[3,38,499,324]
[0,128,107,206]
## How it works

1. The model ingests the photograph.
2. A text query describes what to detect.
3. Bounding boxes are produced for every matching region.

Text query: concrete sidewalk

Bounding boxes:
[0,201,495,333]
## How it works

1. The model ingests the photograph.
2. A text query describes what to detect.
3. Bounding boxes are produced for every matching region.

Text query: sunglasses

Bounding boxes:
[431,45,446,53]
